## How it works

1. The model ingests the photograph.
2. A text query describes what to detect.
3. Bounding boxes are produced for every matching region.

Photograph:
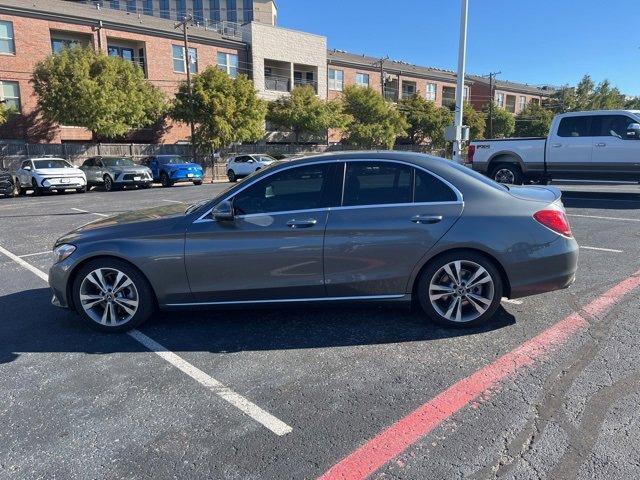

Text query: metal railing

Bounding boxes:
[265,77,290,92]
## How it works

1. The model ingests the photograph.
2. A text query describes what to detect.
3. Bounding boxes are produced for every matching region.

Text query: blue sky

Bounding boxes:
[277,0,639,96]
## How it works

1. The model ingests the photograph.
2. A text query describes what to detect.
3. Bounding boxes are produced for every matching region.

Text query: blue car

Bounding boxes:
[144,155,204,187]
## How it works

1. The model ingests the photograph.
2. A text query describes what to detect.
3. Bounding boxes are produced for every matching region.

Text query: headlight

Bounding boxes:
[53,244,76,263]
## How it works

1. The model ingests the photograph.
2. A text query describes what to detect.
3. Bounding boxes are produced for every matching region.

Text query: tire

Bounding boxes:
[31,179,42,196]
[490,162,523,185]
[227,170,237,182]
[193,180,203,186]
[140,184,152,189]
[103,175,114,192]
[72,258,156,332]
[160,172,173,188]
[416,251,503,328]
[76,186,87,193]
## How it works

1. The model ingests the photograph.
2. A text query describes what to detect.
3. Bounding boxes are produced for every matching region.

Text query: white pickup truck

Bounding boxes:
[469,110,640,184]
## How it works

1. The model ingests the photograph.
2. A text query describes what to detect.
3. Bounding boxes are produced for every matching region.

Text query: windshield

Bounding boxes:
[102,157,135,167]
[256,155,276,163]
[33,159,72,169]
[159,156,189,165]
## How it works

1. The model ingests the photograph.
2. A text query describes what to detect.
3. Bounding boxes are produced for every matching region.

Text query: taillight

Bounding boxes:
[534,210,573,238]
[467,145,476,163]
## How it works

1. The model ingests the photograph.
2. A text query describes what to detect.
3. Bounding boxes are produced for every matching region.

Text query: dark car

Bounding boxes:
[49,152,578,332]
[143,155,204,187]
[0,168,15,197]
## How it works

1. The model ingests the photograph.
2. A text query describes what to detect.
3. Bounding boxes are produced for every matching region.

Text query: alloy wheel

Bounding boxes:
[428,260,495,324]
[79,268,139,326]
[494,168,515,184]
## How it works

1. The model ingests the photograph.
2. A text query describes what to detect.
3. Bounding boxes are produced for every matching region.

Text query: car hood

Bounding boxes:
[108,165,151,174]
[164,163,202,170]
[34,168,84,176]
[508,185,562,204]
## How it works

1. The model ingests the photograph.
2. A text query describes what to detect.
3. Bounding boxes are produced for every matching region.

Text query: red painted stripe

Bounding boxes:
[318,270,640,480]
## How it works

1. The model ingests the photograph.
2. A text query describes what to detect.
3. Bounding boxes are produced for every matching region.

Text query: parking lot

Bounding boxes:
[1,181,639,479]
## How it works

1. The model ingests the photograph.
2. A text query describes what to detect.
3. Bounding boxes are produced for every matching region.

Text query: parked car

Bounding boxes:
[80,156,153,191]
[49,151,578,332]
[0,168,15,198]
[469,110,640,184]
[15,157,86,195]
[226,154,277,182]
[143,155,204,187]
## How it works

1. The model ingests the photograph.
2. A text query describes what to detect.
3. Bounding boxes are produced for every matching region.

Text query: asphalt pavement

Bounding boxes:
[0,181,639,480]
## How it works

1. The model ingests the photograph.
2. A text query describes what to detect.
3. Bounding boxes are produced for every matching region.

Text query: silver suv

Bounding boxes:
[80,156,153,191]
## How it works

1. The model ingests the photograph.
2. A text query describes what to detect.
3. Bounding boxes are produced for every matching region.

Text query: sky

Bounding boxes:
[276,0,640,96]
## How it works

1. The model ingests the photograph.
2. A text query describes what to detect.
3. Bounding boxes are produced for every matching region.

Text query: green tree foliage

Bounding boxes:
[626,97,640,110]
[398,94,453,147]
[266,85,348,143]
[341,85,408,149]
[463,102,486,140]
[172,66,267,151]
[548,75,627,113]
[31,47,166,139]
[514,103,555,137]
[482,102,515,138]
[0,103,8,125]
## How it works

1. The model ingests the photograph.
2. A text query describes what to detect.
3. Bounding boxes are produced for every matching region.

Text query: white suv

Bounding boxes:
[226,154,277,182]
[15,157,87,195]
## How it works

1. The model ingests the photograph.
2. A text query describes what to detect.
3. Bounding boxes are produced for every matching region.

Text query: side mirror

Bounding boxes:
[626,123,640,139]
[247,158,255,163]
[212,200,235,221]
[23,166,31,171]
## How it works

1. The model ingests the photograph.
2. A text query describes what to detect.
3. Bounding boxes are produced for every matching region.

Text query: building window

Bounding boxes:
[173,45,198,74]
[108,46,135,62]
[519,96,527,111]
[0,80,21,112]
[442,86,456,108]
[0,20,15,55]
[531,98,540,106]
[505,95,516,113]
[109,1,121,9]
[401,81,416,100]
[243,0,253,22]
[426,83,436,101]
[176,0,187,20]
[159,0,170,19]
[210,0,221,21]
[464,86,469,101]
[356,73,369,87]
[51,38,82,54]
[193,0,205,23]
[227,0,237,22]
[496,92,505,108]
[126,0,137,12]
[142,0,154,15]
[328,69,344,91]
[217,52,238,78]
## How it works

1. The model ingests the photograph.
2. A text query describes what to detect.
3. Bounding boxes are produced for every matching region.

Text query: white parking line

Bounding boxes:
[160,199,185,204]
[0,245,292,437]
[567,213,640,223]
[18,251,52,258]
[502,298,523,305]
[580,246,623,253]
[71,207,109,217]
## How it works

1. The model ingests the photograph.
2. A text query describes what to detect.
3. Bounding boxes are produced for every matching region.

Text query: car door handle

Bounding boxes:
[551,143,562,148]
[286,218,317,229]
[411,215,443,224]
[595,142,606,147]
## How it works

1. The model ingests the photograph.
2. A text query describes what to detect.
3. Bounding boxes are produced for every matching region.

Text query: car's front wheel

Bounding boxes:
[103,175,114,192]
[31,179,42,196]
[193,180,203,186]
[72,258,155,332]
[417,252,503,328]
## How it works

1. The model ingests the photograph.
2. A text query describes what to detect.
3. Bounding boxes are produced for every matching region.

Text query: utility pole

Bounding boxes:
[376,56,389,100]
[452,0,469,164]
[487,71,501,138]
[175,14,197,162]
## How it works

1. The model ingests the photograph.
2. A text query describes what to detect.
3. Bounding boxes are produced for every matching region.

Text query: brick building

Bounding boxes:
[467,75,551,115]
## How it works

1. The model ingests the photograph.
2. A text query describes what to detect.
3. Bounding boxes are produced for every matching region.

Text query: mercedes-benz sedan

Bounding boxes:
[49,152,578,332]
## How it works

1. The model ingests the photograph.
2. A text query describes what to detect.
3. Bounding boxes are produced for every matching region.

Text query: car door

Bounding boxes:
[81,158,98,183]
[184,162,342,303]
[547,115,594,179]
[590,114,640,180]
[323,160,464,297]
[17,160,31,186]
[233,156,250,176]
[148,157,160,180]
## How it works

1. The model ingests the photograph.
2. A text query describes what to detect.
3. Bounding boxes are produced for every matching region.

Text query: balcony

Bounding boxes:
[265,77,290,92]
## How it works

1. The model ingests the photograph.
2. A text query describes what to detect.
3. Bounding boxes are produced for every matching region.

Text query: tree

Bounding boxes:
[266,85,348,143]
[341,85,408,149]
[548,75,627,113]
[626,97,640,110]
[463,102,485,140]
[482,102,515,138]
[514,103,555,137]
[0,103,9,125]
[31,46,166,139]
[172,66,267,151]
[398,94,452,147]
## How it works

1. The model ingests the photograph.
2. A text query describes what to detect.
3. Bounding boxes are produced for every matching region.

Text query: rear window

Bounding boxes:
[557,116,592,137]
[414,170,457,203]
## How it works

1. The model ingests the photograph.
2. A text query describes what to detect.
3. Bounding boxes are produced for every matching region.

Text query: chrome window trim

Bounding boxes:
[193,157,464,224]
[166,293,408,307]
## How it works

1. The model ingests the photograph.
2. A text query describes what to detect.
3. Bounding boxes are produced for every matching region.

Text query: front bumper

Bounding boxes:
[40,177,86,190]
[49,258,75,310]
[114,172,153,186]
[170,172,204,183]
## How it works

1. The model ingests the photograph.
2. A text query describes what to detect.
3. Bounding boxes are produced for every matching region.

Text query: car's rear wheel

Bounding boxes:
[72,259,155,332]
[160,172,173,188]
[104,175,114,192]
[417,252,503,328]
[491,163,523,185]
[227,170,237,182]
[193,180,203,186]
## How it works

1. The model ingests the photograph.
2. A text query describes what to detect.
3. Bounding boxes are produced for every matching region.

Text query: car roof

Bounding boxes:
[29,157,67,161]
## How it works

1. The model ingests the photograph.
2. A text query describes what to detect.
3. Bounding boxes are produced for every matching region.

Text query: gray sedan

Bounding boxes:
[49,152,578,332]
[80,156,153,191]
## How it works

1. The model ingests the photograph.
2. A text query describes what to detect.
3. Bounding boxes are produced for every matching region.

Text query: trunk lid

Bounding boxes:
[508,185,562,204]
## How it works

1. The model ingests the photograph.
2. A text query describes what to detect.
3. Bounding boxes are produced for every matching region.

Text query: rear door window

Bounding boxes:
[343,161,413,206]
[591,115,636,139]
[557,116,592,137]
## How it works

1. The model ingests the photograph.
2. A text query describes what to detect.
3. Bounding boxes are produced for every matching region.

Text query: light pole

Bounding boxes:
[452,0,469,164]
[175,14,197,162]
